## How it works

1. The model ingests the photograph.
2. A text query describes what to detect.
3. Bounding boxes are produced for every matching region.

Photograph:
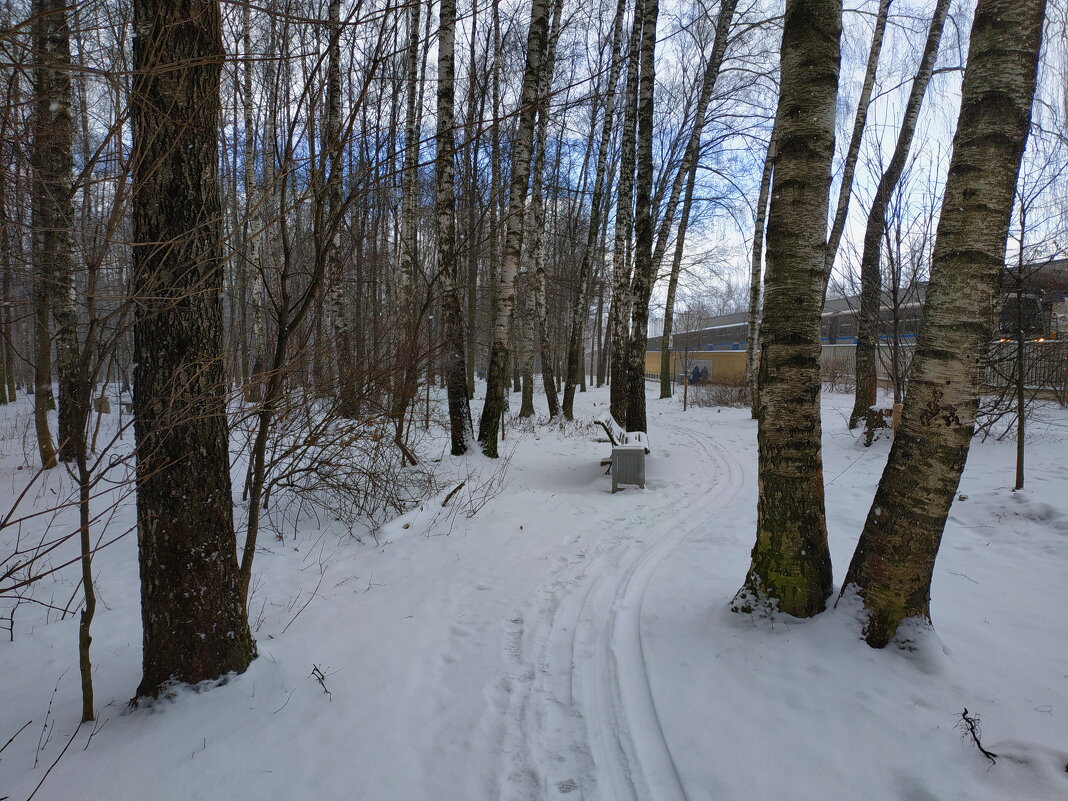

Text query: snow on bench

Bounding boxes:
[596,412,649,492]
[596,412,650,454]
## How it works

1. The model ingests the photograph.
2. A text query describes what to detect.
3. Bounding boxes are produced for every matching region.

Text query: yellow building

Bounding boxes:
[644,349,749,385]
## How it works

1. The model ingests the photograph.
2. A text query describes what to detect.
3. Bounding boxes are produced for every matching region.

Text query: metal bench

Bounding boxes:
[596,412,649,492]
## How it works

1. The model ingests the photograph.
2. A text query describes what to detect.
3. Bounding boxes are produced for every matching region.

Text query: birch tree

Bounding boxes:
[607,0,642,425]
[842,0,1047,647]
[437,0,471,455]
[620,0,659,434]
[477,0,557,457]
[391,0,423,443]
[733,0,841,619]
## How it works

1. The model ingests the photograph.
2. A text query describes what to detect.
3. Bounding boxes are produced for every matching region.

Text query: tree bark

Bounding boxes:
[746,134,775,419]
[31,0,75,470]
[436,0,470,455]
[132,0,255,696]
[532,222,559,417]
[391,0,424,452]
[621,0,660,434]
[607,0,643,426]
[848,0,952,429]
[324,0,358,417]
[842,0,1046,647]
[477,0,557,457]
[733,0,840,619]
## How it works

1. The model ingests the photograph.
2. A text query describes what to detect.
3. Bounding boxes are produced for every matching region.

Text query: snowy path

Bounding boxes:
[486,415,747,800]
[4,390,1068,801]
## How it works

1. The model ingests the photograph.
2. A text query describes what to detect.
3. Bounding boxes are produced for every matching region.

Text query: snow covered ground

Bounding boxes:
[1,385,1067,801]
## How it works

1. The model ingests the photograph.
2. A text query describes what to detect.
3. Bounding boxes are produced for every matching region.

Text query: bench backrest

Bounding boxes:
[597,412,650,453]
[598,413,628,447]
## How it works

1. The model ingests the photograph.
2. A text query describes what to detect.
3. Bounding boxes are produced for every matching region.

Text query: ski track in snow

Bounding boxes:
[490,416,746,800]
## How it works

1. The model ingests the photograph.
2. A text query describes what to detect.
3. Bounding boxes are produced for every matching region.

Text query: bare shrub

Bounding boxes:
[233,392,438,541]
[688,380,752,408]
[821,350,856,393]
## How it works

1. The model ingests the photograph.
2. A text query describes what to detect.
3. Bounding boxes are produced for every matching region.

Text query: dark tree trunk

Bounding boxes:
[842,0,1046,647]
[436,0,470,455]
[621,0,659,434]
[607,0,642,426]
[390,0,423,452]
[733,0,840,619]
[131,0,255,696]
[31,0,77,470]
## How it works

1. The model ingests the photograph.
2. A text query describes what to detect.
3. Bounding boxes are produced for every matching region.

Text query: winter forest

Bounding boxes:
[2,0,1068,797]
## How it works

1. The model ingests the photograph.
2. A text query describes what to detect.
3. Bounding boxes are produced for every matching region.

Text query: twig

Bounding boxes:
[34,670,67,768]
[441,481,466,507]
[362,571,384,593]
[281,567,327,635]
[82,717,109,751]
[960,708,998,766]
[272,688,296,714]
[0,720,31,755]
[26,723,80,801]
[310,665,332,700]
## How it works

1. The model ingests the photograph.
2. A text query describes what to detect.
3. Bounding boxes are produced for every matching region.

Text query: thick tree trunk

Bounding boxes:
[40,0,83,465]
[621,0,660,435]
[131,0,255,696]
[477,0,556,457]
[848,0,952,429]
[733,0,840,619]
[842,0,1045,647]
[31,0,77,470]
[520,0,563,420]
[436,0,470,455]
[324,0,358,418]
[607,0,642,426]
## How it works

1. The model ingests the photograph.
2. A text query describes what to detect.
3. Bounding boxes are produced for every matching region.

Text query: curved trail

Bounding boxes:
[495,417,747,800]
